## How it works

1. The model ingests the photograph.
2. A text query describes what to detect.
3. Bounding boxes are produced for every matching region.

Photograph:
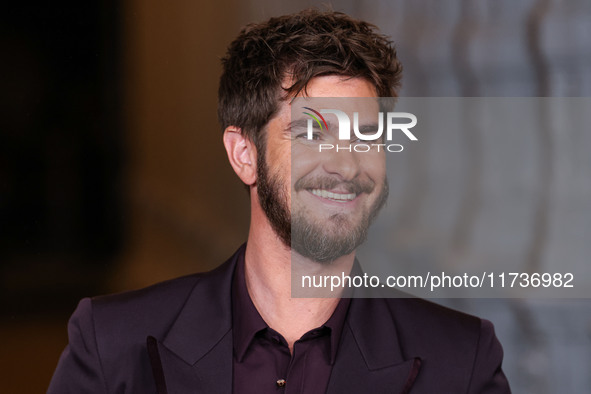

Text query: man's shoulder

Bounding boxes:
[75,246,242,348]
[350,295,490,358]
[383,297,500,370]
[359,297,505,389]
[95,270,203,310]
[355,286,483,331]
[91,272,204,331]
[51,248,242,393]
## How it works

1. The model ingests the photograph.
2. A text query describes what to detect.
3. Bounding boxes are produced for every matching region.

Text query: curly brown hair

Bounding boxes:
[217,9,402,147]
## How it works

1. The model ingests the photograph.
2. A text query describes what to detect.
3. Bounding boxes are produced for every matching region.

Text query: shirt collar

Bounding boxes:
[231,249,351,364]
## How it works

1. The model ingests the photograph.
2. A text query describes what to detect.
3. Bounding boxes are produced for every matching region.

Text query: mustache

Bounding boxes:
[294,175,375,195]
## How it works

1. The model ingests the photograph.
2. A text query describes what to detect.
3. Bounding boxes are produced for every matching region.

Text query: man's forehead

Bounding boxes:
[283,75,378,99]
[260,75,380,132]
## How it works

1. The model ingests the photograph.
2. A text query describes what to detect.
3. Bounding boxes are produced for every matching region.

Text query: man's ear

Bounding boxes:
[223,126,257,186]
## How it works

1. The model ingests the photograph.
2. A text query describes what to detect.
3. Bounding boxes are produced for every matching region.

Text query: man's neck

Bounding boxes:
[243,218,354,352]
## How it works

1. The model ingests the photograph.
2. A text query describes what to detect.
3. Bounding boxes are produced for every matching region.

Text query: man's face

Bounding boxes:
[257,76,388,263]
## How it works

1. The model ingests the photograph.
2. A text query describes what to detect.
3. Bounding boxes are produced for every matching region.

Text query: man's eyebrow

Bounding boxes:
[289,119,309,128]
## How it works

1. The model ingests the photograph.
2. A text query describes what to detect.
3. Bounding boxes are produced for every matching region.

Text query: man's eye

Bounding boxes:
[352,135,369,144]
[295,132,322,141]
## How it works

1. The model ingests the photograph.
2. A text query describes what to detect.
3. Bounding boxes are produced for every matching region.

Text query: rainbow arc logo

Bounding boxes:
[303,107,328,131]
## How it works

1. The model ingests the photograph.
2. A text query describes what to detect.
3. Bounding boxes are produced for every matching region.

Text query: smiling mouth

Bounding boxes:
[310,189,357,202]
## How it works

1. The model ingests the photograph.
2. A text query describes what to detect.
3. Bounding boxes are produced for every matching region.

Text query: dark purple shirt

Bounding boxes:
[232,252,350,394]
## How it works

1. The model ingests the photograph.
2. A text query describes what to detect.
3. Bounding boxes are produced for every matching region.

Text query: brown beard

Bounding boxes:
[256,148,388,264]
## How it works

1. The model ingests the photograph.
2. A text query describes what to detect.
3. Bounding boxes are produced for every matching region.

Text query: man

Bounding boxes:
[48,9,510,393]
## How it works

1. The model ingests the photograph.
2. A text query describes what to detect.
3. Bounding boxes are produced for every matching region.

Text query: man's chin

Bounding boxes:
[290,221,368,264]
[291,242,358,265]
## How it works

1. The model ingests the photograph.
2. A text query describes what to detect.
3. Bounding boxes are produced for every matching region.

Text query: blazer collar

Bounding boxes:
[147,245,244,394]
[326,296,421,394]
[161,244,242,365]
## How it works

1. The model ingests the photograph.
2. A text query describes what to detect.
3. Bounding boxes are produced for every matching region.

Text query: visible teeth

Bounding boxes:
[310,189,356,201]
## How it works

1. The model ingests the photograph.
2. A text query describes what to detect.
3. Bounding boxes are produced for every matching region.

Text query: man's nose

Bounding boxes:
[322,144,361,181]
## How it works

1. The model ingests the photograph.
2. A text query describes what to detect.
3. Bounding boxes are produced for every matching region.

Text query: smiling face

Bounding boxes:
[257,75,388,263]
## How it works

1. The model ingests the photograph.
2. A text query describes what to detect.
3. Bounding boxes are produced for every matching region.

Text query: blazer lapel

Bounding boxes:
[149,331,233,394]
[327,297,422,394]
[146,245,243,394]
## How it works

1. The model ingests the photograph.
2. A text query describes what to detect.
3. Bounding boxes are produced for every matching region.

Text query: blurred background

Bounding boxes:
[1,0,589,392]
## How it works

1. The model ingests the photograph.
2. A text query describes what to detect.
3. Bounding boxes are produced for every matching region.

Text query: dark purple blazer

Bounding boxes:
[48,245,510,393]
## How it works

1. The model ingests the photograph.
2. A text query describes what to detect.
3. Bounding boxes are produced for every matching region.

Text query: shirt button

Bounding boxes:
[276,379,286,388]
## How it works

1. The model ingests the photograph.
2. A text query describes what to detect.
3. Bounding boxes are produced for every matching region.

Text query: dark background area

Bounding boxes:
[1,2,124,317]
